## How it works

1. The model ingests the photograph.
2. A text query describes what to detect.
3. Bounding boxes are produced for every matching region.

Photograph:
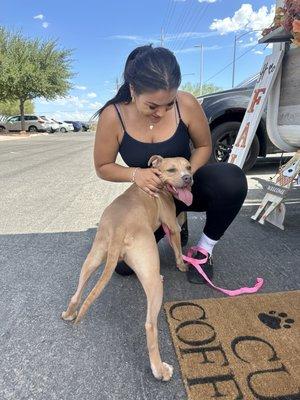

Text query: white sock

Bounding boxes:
[197,233,218,255]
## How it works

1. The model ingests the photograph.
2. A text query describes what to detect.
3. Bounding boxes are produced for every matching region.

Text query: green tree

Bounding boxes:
[180,82,223,97]
[0,27,74,131]
[0,99,34,116]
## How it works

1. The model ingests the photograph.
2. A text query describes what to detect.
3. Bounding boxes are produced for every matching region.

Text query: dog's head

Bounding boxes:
[148,155,193,206]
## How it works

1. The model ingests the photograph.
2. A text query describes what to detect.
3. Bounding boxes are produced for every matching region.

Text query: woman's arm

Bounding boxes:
[94,105,135,182]
[180,91,212,174]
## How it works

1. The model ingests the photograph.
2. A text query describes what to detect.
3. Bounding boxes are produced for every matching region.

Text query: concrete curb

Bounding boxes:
[0,132,49,141]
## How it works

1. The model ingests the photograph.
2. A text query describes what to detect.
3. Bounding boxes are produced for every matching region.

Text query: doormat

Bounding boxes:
[164,290,300,400]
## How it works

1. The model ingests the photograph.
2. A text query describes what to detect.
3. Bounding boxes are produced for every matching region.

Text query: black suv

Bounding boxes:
[199,75,280,171]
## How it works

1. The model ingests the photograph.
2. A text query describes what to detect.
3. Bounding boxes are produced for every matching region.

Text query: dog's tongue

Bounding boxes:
[175,187,193,206]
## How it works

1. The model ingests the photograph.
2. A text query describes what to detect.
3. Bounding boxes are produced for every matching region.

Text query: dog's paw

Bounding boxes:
[61,310,78,321]
[152,362,173,381]
[177,262,188,272]
[161,362,174,381]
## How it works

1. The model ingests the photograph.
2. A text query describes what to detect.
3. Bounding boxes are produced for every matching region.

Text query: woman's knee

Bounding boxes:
[193,163,248,203]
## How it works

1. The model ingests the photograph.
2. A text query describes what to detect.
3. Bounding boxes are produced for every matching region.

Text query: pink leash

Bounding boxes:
[162,224,264,297]
[182,246,264,297]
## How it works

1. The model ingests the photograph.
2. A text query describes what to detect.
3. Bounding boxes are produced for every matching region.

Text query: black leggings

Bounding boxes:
[155,162,248,242]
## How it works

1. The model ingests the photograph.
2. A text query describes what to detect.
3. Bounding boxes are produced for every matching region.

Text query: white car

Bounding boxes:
[52,120,74,132]
[0,115,52,133]
[39,116,60,133]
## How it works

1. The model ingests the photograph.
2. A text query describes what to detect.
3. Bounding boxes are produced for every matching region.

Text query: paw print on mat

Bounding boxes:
[258,311,295,330]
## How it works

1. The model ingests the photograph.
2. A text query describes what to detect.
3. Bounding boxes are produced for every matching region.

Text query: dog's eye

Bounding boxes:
[167,168,177,173]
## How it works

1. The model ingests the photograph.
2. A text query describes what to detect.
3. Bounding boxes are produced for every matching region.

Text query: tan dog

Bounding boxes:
[61,155,193,381]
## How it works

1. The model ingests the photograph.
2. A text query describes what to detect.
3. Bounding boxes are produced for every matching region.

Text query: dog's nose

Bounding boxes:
[182,174,192,184]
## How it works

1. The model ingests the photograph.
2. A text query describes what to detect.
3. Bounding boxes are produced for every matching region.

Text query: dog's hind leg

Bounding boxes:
[62,234,107,321]
[74,244,121,324]
[125,233,173,381]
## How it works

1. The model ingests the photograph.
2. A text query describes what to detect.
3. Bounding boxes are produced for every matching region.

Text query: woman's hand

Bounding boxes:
[134,168,163,198]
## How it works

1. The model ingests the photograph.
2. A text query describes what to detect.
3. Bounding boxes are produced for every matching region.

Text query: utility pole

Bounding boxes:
[160,28,164,47]
[194,44,204,96]
[232,34,237,88]
[115,77,120,92]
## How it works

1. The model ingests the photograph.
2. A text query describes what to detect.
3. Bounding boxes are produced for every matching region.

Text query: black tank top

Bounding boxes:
[114,100,191,168]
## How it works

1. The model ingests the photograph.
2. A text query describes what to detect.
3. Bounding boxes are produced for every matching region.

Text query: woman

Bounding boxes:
[94,44,248,284]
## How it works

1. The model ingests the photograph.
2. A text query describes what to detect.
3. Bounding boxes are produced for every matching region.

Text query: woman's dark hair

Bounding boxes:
[95,44,181,117]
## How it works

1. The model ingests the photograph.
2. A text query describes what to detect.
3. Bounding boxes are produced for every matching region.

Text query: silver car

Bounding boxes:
[0,115,52,133]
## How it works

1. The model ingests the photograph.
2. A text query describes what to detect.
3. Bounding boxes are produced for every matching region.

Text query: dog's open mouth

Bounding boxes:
[166,183,193,206]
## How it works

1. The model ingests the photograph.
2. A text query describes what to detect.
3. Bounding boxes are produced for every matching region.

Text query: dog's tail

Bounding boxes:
[75,231,124,324]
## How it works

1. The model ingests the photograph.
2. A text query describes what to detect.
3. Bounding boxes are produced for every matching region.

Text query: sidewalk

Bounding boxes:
[0,132,48,141]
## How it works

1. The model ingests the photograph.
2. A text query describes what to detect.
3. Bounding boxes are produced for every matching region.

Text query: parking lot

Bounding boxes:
[0,133,299,400]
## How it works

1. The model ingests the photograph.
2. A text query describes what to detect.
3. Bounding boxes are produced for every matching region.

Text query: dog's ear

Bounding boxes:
[148,155,163,168]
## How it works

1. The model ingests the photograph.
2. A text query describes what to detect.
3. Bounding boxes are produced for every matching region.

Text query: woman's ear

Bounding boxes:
[148,155,163,168]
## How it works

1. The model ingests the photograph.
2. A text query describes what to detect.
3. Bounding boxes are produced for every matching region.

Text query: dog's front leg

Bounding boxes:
[141,271,174,381]
[169,227,188,272]
[125,235,173,381]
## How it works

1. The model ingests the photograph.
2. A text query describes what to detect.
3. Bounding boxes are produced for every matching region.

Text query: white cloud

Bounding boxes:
[35,97,103,121]
[254,50,264,55]
[165,31,218,41]
[241,41,257,48]
[47,111,96,122]
[74,85,87,90]
[33,13,49,29]
[107,35,143,42]
[33,14,44,20]
[210,4,275,35]
[177,0,217,2]
[37,96,89,108]
[87,92,97,98]
[175,44,223,54]
[89,101,102,110]
[107,31,218,45]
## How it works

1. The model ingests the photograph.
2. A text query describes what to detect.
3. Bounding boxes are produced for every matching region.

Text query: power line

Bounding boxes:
[169,0,196,52]
[203,43,261,84]
[164,0,177,38]
[172,2,206,52]
[174,3,209,53]
[161,0,173,37]
[177,3,209,52]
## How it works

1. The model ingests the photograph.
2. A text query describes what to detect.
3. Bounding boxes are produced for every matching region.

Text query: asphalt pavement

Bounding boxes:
[1,133,299,400]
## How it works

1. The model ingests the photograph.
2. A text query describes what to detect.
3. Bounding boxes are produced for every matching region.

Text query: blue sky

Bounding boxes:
[2,0,276,121]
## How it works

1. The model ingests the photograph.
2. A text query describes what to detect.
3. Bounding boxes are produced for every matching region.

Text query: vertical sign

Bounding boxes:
[228,49,284,168]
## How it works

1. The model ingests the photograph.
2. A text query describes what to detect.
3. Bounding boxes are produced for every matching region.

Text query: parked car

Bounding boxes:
[198,74,282,171]
[64,121,82,132]
[39,116,60,133]
[0,115,52,133]
[80,121,90,131]
[51,119,74,133]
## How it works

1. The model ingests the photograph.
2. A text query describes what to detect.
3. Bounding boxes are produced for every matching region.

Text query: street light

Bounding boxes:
[194,44,204,96]
[232,30,262,88]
